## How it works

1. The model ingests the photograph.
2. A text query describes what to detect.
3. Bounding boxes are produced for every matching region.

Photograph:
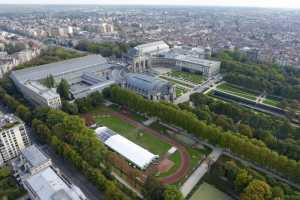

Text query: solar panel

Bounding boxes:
[95,127,116,142]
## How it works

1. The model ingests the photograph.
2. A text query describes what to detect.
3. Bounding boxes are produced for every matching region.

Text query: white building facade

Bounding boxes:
[0,114,30,166]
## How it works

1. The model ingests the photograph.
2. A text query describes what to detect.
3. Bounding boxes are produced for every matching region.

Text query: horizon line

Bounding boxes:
[0,3,298,10]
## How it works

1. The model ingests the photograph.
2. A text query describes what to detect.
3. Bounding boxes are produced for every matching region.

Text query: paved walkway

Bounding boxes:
[174,76,223,105]
[142,117,158,126]
[180,148,223,198]
[112,172,143,198]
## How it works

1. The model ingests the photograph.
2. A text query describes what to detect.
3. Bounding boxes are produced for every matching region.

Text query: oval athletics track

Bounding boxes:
[110,111,190,185]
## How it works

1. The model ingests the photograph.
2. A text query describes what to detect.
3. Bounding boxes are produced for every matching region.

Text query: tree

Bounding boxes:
[163,186,183,200]
[57,79,70,100]
[62,101,78,115]
[88,91,104,107]
[240,180,272,200]
[271,186,284,199]
[44,74,55,88]
[5,42,26,54]
[143,176,165,200]
[239,124,253,138]
[16,104,32,123]
[234,169,253,192]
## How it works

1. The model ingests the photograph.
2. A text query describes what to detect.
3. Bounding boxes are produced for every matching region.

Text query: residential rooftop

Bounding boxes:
[0,113,21,130]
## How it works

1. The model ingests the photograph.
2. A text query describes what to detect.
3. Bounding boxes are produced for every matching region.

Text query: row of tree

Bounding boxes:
[5,42,26,55]
[183,93,300,161]
[61,91,104,114]
[104,85,300,183]
[217,50,300,102]
[75,40,129,58]
[0,83,183,200]
[16,47,84,70]
[0,86,134,200]
[209,159,300,200]
[31,118,132,200]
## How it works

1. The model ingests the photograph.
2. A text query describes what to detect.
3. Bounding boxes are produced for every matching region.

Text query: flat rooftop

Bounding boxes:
[24,81,59,100]
[0,113,21,130]
[21,145,50,168]
[175,54,220,66]
[25,167,87,200]
[11,55,108,82]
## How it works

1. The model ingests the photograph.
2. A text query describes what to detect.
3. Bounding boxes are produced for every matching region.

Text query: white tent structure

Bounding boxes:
[95,127,159,170]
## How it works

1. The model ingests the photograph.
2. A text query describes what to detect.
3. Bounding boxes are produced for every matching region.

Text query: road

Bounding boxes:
[180,148,223,198]
[174,74,223,105]
[40,145,105,200]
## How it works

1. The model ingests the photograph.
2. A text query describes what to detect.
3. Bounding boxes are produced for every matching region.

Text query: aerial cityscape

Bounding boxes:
[0,2,300,200]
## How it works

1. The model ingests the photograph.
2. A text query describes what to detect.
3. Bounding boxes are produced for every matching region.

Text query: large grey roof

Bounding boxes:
[21,145,49,168]
[125,73,170,93]
[11,55,108,82]
[161,51,220,66]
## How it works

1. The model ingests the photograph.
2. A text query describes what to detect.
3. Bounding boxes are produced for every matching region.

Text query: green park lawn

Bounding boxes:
[187,147,209,172]
[263,97,281,107]
[95,113,171,156]
[175,86,190,97]
[190,182,233,200]
[217,83,258,101]
[168,70,205,85]
[159,76,194,88]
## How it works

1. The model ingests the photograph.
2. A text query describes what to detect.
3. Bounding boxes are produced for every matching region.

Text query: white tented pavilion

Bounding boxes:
[95,127,159,170]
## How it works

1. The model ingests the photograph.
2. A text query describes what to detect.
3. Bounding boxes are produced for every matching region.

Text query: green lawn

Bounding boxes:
[190,182,233,200]
[95,114,171,156]
[187,147,209,172]
[217,83,258,101]
[159,76,194,88]
[168,70,205,85]
[175,86,190,97]
[263,97,281,107]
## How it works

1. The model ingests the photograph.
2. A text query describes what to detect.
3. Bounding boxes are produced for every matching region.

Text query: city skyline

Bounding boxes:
[1,0,300,9]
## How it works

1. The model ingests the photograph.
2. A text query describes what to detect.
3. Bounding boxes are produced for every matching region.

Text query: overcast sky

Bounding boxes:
[1,0,300,9]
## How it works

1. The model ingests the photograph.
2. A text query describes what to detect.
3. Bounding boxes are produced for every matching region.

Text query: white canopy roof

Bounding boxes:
[95,127,159,169]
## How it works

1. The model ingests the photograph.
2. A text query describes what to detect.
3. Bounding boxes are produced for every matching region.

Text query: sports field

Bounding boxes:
[95,113,171,156]
[190,182,233,200]
[216,83,258,101]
